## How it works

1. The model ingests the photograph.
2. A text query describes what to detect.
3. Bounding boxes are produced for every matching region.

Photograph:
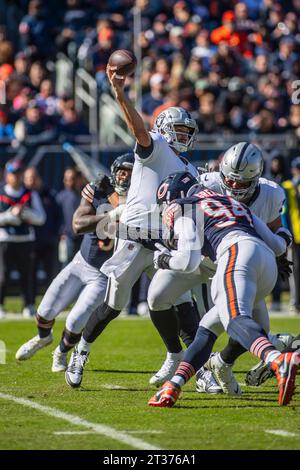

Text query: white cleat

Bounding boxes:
[206,352,242,396]
[149,351,184,387]
[52,347,68,372]
[196,368,223,394]
[16,333,53,361]
[65,346,89,388]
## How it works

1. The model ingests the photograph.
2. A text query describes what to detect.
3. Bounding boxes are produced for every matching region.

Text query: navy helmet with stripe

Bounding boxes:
[111,152,134,195]
[220,142,263,201]
[156,171,198,206]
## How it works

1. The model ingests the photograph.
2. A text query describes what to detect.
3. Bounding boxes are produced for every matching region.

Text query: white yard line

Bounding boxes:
[54,430,163,436]
[265,429,299,438]
[101,384,128,390]
[0,392,161,450]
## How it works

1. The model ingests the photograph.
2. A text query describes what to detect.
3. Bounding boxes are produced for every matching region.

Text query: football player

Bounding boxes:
[15,153,134,371]
[64,64,201,388]
[148,172,300,407]
[148,142,295,394]
[198,142,296,391]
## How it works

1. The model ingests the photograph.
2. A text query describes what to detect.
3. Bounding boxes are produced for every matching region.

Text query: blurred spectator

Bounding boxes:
[18,0,57,60]
[0,159,46,318]
[11,52,31,87]
[0,109,14,140]
[267,152,287,184]
[58,107,89,142]
[14,100,56,147]
[56,168,83,267]
[28,61,47,92]
[142,73,165,125]
[35,79,59,116]
[282,157,300,314]
[0,0,300,141]
[24,167,61,296]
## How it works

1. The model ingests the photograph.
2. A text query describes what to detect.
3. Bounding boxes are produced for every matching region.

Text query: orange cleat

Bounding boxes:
[148,381,181,407]
[270,352,300,406]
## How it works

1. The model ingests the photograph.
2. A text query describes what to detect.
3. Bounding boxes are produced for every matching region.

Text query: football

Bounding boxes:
[108,49,137,77]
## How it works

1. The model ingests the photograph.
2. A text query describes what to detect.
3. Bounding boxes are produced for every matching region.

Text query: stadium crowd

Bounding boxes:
[0,0,300,316]
[0,0,300,138]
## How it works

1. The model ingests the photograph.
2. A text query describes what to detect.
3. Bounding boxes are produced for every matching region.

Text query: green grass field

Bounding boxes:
[0,314,300,450]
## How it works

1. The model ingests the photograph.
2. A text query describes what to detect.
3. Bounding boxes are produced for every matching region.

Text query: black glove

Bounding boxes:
[276,253,293,282]
[94,174,115,197]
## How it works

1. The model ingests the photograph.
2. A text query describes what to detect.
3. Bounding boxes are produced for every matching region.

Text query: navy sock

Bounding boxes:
[227,316,275,360]
[176,302,199,347]
[183,326,217,372]
[59,329,82,353]
[36,314,54,339]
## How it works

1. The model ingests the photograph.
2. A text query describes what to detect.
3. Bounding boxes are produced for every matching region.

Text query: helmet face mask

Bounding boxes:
[220,142,263,202]
[154,107,198,153]
[110,153,134,195]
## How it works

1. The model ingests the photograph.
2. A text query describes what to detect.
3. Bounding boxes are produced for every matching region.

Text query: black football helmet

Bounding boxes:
[156,171,198,206]
[111,152,135,195]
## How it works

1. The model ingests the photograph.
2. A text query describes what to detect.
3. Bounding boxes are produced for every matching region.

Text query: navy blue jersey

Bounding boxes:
[175,187,260,261]
[80,182,114,269]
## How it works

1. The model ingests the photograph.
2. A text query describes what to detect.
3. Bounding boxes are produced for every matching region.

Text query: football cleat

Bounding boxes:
[149,351,184,387]
[271,352,300,406]
[245,333,295,387]
[16,333,53,360]
[245,360,274,387]
[195,368,223,394]
[206,353,242,396]
[52,347,68,372]
[65,346,89,388]
[148,381,181,407]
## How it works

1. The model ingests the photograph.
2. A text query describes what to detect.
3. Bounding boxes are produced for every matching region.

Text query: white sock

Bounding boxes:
[265,350,281,366]
[170,375,184,387]
[77,337,91,354]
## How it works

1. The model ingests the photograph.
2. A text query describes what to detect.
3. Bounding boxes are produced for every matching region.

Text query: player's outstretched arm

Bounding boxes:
[73,198,124,235]
[107,65,151,148]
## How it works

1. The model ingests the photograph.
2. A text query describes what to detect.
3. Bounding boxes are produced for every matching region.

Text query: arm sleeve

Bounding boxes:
[252,214,289,257]
[168,216,202,273]
[22,191,46,226]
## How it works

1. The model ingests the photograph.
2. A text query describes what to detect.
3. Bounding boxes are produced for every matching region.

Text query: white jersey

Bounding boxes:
[120,131,198,232]
[199,172,285,224]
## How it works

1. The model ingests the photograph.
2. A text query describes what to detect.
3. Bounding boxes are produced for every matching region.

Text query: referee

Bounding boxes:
[0,160,46,318]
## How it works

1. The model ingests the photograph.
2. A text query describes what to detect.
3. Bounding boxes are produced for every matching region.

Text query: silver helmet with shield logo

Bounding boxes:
[153,106,198,153]
[220,142,263,201]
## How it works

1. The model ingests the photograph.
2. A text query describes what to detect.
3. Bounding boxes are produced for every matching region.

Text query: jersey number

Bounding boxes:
[199,198,253,228]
